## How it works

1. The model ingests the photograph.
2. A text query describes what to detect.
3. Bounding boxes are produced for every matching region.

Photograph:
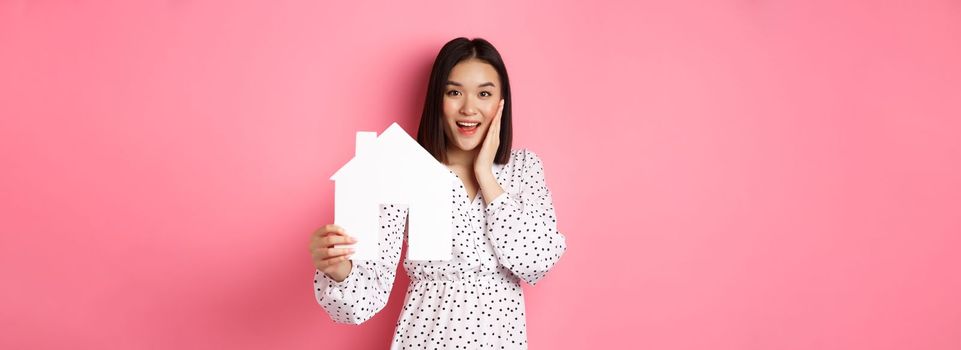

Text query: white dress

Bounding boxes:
[314,148,567,349]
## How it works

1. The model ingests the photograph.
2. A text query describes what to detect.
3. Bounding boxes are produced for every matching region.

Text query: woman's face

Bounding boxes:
[442,59,502,154]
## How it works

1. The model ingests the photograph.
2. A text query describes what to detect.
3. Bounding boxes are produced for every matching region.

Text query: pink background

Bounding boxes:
[2,1,960,349]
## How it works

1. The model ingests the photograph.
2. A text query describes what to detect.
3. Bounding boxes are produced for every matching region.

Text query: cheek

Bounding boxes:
[485,102,499,121]
[442,101,458,121]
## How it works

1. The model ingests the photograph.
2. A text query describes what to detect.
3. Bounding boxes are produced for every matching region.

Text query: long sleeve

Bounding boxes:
[484,149,567,285]
[313,205,407,324]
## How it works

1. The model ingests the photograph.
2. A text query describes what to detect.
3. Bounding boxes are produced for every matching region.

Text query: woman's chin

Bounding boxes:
[452,140,480,152]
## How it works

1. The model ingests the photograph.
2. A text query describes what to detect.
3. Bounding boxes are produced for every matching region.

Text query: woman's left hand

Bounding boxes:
[474,99,505,177]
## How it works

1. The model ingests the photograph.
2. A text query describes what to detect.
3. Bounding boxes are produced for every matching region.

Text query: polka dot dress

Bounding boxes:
[314,148,567,349]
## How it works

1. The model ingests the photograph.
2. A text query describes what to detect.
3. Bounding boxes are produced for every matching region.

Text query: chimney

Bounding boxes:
[355,131,377,158]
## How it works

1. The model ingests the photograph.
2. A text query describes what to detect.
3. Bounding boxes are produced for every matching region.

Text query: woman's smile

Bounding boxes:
[455,121,481,136]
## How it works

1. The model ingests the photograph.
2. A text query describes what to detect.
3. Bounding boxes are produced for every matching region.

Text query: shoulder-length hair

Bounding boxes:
[416,37,513,165]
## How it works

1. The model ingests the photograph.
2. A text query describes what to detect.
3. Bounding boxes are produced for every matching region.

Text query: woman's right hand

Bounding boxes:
[310,224,356,282]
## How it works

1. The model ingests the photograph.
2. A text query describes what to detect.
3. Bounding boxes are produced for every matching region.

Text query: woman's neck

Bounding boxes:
[446,146,479,169]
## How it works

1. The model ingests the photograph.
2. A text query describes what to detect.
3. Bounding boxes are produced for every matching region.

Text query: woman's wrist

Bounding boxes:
[476,170,504,204]
[325,261,353,282]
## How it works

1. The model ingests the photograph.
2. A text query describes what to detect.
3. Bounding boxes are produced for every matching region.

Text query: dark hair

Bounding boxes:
[417,37,512,165]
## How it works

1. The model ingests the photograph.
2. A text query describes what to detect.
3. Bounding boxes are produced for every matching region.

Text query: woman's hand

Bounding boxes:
[474,98,505,177]
[309,224,356,282]
[475,99,507,204]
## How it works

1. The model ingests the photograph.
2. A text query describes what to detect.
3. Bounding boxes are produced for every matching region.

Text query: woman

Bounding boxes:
[309,37,567,349]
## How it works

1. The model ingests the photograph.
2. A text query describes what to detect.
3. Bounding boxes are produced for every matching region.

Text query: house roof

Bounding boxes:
[330,122,450,181]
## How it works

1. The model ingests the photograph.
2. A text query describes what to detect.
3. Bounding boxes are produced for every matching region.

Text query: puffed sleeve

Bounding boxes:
[484,149,567,285]
[313,205,407,324]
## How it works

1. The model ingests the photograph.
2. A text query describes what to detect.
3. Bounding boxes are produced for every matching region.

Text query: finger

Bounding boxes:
[322,228,355,242]
[317,254,351,269]
[488,113,502,140]
[487,124,500,147]
[311,229,350,250]
[321,224,344,235]
[313,224,344,238]
[323,247,354,259]
[492,99,504,121]
[326,233,359,246]
[311,246,352,259]
[314,224,345,236]
[492,100,504,130]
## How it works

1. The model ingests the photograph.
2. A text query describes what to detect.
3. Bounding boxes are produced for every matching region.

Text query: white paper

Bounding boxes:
[330,123,454,261]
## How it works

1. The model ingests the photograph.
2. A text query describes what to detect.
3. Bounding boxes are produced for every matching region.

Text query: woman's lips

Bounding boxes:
[456,121,480,136]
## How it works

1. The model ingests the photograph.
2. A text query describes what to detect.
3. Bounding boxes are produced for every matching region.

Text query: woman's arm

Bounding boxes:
[479,149,567,285]
[314,206,407,324]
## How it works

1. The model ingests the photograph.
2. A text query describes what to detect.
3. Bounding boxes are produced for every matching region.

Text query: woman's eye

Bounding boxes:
[480,91,491,97]
[446,90,461,96]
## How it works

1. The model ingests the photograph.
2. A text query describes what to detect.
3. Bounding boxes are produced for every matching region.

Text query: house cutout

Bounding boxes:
[330,122,454,261]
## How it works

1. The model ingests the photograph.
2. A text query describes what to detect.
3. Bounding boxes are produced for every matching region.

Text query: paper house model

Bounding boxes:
[329,122,453,261]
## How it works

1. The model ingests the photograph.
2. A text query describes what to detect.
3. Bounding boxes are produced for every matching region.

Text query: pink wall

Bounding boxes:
[2,1,960,349]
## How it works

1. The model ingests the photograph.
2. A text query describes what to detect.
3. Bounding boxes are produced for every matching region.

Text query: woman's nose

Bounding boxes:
[459,101,478,116]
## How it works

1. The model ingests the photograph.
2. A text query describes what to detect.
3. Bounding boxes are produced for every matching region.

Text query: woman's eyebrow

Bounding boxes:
[446,80,496,88]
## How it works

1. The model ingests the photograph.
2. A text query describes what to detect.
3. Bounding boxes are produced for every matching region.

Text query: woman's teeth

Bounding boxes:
[455,121,480,136]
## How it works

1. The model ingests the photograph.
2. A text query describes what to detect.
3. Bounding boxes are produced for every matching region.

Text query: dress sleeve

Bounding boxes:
[484,149,567,285]
[313,205,407,324]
